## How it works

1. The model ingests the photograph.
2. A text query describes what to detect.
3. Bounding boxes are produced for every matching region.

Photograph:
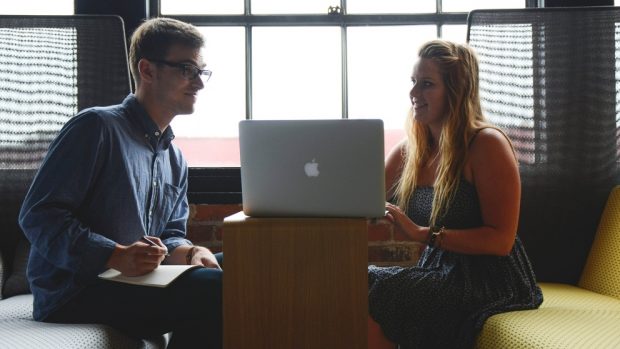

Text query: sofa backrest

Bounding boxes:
[0,15,131,297]
[578,186,620,300]
[467,7,620,284]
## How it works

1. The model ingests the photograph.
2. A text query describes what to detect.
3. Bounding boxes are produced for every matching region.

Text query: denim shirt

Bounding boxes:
[19,94,191,321]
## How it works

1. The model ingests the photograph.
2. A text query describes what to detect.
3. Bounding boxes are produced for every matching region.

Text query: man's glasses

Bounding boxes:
[149,59,212,82]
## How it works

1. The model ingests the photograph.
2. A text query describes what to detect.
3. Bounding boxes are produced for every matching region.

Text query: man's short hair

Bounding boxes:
[129,17,204,86]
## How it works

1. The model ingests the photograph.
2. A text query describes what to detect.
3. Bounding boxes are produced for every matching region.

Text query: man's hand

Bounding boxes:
[190,246,222,270]
[106,239,168,276]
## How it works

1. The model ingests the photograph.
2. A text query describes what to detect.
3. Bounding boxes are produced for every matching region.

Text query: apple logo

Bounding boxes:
[304,159,320,177]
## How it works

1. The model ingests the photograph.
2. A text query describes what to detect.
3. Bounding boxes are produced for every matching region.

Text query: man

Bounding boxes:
[19,18,222,348]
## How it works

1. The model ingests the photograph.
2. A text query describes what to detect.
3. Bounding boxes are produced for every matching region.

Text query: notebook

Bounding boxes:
[239,119,386,218]
[98,265,202,288]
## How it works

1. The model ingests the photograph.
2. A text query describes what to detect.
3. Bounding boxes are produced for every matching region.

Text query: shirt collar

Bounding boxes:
[122,94,175,150]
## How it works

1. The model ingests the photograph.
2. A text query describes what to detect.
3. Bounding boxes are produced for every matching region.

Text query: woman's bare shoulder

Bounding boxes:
[469,127,513,158]
[386,139,407,171]
[385,139,407,197]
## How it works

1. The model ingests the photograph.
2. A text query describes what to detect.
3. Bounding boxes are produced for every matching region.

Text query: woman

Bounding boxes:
[368,40,543,349]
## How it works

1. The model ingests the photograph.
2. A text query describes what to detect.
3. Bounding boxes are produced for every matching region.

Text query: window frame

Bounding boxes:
[149,0,537,204]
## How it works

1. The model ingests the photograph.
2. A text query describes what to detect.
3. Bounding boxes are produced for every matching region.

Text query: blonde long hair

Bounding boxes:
[395,40,489,226]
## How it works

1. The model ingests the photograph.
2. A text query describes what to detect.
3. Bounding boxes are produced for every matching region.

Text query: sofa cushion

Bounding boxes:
[0,294,169,349]
[538,282,620,311]
[476,283,620,348]
[477,307,620,348]
[0,294,34,321]
[0,319,144,349]
[579,185,620,300]
[2,239,30,298]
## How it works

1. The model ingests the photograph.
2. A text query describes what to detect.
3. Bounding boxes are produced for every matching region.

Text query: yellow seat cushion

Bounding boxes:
[476,283,620,349]
[578,186,620,300]
[538,283,620,311]
[476,186,620,348]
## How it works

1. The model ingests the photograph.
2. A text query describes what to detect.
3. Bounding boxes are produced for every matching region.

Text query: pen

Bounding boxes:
[140,236,170,256]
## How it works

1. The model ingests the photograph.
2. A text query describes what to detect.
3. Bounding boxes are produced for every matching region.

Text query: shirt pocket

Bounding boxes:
[150,182,183,235]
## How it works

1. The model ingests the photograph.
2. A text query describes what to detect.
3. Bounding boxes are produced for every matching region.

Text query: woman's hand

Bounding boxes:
[385,202,427,243]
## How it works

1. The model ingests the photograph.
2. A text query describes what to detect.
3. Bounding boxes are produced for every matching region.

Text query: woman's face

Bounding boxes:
[409,58,447,127]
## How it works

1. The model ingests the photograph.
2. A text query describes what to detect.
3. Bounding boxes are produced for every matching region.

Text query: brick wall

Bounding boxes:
[187,204,424,266]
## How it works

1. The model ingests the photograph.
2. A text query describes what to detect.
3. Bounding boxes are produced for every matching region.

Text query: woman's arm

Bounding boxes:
[386,128,520,256]
[434,128,520,256]
[385,139,407,200]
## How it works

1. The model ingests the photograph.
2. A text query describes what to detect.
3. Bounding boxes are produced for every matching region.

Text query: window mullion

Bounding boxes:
[169,14,466,27]
[527,0,542,7]
[341,25,348,119]
[341,0,348,119]
[437,0,442,38]
[246,25,253,120]
[245,0,251,120]
[147,0,159,18]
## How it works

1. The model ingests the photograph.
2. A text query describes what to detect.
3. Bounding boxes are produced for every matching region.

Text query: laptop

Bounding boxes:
[239,119,386,218]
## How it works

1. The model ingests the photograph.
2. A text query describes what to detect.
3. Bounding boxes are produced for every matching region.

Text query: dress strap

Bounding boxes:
[468,126,517,160]
[468,127,490,148]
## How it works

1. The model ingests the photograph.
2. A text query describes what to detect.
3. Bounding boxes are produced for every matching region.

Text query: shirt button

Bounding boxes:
[154,131,160,137]
[149,210,153,216]
[153,181,157,187]
[144,133,149,138]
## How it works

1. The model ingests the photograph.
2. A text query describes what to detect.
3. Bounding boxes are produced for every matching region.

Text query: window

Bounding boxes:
[442,0,524,12]
[3,0,74,14]
[251,0,334,14]
[346,0,435,14]
[161,0,242,15]
[441,25,468,44]
[252,27,342,120]
[158,0,528,170]
[171,27,245,167]
[347,25,436,153]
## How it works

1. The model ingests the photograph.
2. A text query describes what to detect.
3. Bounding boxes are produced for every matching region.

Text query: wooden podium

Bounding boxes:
[223,212,368,349]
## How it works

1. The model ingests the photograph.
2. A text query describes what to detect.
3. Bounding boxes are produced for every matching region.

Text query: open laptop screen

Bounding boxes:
[239,119,385,218]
